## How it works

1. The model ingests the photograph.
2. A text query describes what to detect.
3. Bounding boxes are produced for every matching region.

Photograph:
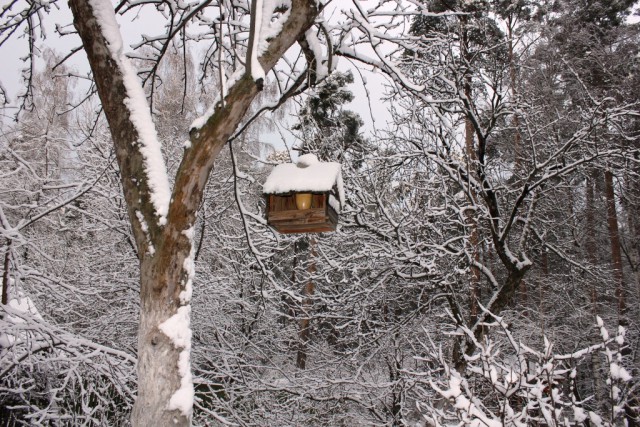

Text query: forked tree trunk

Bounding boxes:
[68,0,319,423]
[69,2,193,423]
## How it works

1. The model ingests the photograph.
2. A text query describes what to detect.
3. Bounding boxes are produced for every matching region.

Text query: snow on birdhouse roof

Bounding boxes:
[263,154,344,206]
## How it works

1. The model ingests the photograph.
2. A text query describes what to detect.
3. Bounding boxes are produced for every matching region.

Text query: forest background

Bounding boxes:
[1,0,639,425]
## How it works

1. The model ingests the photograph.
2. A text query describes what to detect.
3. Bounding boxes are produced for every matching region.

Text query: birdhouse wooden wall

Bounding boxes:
[266,192,338,234]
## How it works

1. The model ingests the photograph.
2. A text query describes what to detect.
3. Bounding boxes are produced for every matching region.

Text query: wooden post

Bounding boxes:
[296,236,316,370]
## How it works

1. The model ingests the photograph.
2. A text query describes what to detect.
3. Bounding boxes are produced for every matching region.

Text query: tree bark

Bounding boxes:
[630,174,640,318]
[585,169,609,414]
[604,169,626,324]
[585,169,599,313]
[465,114,481,326]
[2,239,10,306]
[460,16,481,327]
[538,249,549,333]
[506,17,522,169]
[466,128,481,326]
[506,19,528,318]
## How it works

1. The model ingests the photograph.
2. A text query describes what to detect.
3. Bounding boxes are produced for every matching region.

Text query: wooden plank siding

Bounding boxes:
[266,193,338,234]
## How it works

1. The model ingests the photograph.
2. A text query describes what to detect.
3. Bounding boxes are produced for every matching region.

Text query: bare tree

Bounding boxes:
[2,0,326,423]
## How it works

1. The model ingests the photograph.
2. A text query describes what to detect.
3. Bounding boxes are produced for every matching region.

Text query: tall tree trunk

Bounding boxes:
[604,169,626,324]
[466,117,481,327]
[585,170,599,313]
[538,249,549,334]
[460,18,481,327]
[630,175,640,317]
[624,173,640,427]
[507,17,522,170]
[297,236,316,370]
[506,19,529,318]
[388,328,403,426]
[585,169,609,415]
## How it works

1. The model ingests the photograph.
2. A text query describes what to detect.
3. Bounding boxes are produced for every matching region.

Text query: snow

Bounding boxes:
[88,0,171,225]
[260,0,291,48]
[573,407,587,422]
[305,28,328,80]
[600,325,609,341]
[190,100,218,132]
[154,228,197,415]
[169,348,194,415]
[159,305,193,416]
[431,370,502,427]
[616,325,625,345]
[588,411,604,426]
[0,293,42,347]
[328,194,340,213]
[135,210,149,233]
[7,294,41,320]
[610,363,632,382]
[159,306,191,356]
[135,210,156,255]
[263,154,344,207]
[250,0,266,83]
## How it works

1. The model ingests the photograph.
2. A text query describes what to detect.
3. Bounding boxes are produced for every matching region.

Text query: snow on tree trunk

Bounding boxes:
[131,252,194,426]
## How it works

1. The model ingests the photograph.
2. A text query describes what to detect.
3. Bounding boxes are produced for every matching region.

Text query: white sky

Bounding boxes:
[1,1,390,140]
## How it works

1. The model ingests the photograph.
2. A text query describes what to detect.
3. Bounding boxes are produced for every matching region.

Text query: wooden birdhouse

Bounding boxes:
[263,154,343,234]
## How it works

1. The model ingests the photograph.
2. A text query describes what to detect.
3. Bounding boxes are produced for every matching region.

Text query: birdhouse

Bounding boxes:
[263,154,344,234]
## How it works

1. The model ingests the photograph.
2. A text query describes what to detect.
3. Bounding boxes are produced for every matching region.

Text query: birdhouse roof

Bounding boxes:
[263,154,344,206]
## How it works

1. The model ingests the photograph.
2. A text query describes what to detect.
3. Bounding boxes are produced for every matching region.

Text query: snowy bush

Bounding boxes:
[413,312,636,426]
[0,301,136,426]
